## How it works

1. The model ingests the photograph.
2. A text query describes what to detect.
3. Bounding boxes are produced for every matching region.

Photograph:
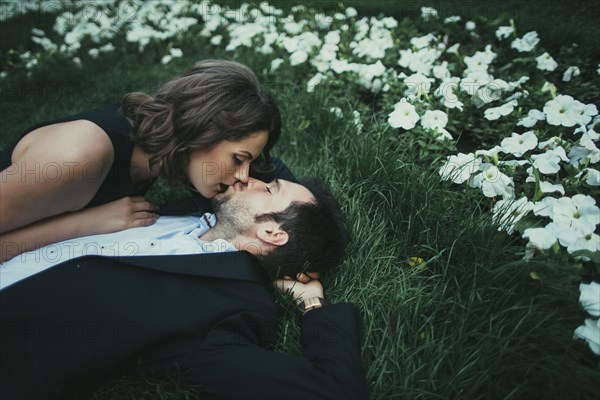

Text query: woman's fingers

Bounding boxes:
[129,197,158,212]
[296,272,320,283]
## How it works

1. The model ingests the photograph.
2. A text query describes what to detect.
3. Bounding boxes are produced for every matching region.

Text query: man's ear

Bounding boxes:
[256,222,289,247]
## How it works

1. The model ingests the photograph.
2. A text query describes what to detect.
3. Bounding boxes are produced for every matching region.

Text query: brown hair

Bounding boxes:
[122,59,281,186]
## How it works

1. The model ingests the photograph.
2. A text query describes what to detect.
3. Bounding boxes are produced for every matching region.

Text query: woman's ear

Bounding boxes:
[256,222,289,246]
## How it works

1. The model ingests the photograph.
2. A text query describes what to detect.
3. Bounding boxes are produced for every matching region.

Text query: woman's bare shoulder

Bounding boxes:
[12,119,114,165]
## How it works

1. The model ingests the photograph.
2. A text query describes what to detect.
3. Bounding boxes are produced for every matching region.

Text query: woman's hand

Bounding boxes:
[79,196,159,235]
[274,272,323,304]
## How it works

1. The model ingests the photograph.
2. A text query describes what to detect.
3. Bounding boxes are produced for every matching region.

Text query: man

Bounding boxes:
[0,177,367,399]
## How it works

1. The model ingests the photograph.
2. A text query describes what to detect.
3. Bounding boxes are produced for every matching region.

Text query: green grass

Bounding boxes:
[2,2,599,399]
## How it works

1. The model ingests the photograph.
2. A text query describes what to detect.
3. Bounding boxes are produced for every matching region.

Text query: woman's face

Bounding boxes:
[187,130,269,199]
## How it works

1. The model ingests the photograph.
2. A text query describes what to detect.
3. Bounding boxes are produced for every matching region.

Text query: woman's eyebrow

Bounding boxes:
[275,179,281,192]
[240,150,254,160]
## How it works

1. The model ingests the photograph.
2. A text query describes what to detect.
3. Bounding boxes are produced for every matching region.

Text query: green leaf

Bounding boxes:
[298,119,311,131]
[570,250,600,264]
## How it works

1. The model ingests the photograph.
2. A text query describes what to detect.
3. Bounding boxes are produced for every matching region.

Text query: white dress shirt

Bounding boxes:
[0,214,235,291]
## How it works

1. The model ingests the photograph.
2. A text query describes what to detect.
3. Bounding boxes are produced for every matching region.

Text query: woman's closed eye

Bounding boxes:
[233,156,244,165]
[266,186,272,194]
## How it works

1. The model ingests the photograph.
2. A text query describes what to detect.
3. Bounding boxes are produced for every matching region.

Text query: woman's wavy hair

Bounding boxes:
[121,59,281,186]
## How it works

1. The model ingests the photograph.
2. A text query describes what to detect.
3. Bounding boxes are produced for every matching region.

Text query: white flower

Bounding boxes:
[31,27,45,37]
[444,16,462,24]
[492,196,533,234]
[465,21,476,31]
[532,197,557,217]
[563,66,581,82]
[569,137,600,168]
[511,31,540,52]
[404,73,435,98]
[410,33,436,50]
[470,164,514,198]
[210,35,222,46]
[434,128,453,141]
[381,17,398,29]
[574,319,600,355]
[461,70,493,96]
[290,50,308,66]
[543,95,580,127]
[517,109,546,128]
[446,43,460,55]
[538,136,564,150]
[464,45,497,72]
[439,153,482,184]
[523,223,560,249]
[435,77,463,110]
[420,6,438,20]
[169,48,183,58]
[356,61,386,92]
[353,110,363,132]
[270,58,284,72]
[579,168,600,186]
[388,100,420,130]
[324,30,340,45]
[345,7,358,17]
[531,147,569,174]
[474,78,509,106]
[99,43,114,53]
[476,146,504,158]
[579,282,600,317]
[597,64,600,75]
[420,110,448,130]
[553,194,599,235]
[535,52,558,71]
[329,107,343,118]
[484,100,517,121]
[307,72,325,93]
[88,48,99,59]
[572,101,598,126]
[568,233,600,259]
[500,131,538,157]
[495,25,514,40]
[432,61,450,80]
[284,21,304,35]
[539,181,565,195]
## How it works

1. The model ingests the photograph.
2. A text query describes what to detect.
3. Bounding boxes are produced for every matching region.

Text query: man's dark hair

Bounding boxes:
[254,177,349,279]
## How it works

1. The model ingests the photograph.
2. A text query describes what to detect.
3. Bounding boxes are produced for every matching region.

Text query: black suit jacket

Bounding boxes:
[0,251,367,399]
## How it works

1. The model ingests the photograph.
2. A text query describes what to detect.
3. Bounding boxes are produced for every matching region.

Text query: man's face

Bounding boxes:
[211,178,314,238]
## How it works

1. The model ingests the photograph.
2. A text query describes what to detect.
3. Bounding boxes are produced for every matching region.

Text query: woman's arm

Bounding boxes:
[0,120,114,234]
[0,120,158,261]
[0,196,158,262]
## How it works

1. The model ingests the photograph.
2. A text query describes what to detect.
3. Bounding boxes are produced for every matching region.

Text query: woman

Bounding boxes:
[0,59,292,262]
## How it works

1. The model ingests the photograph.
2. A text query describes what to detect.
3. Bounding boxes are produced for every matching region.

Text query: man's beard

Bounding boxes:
[210,194,256,241]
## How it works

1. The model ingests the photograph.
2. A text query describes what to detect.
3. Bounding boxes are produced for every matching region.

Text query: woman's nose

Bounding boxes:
[233,163,250,183]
